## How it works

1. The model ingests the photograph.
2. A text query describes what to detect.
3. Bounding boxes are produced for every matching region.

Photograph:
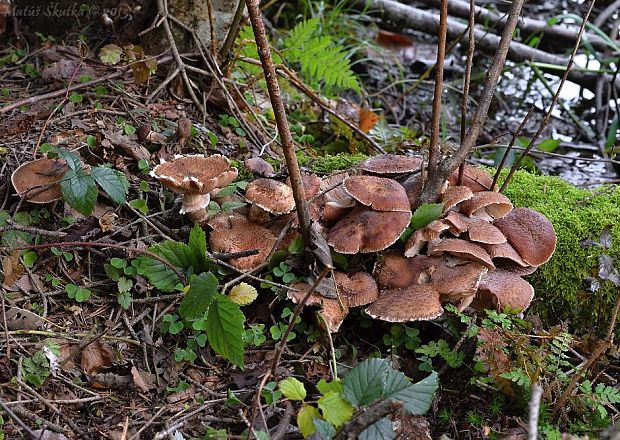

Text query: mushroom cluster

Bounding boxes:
[290,155,557,330]
[151,153,557,332]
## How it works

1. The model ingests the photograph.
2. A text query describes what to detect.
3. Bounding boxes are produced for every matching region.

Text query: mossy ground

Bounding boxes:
[307,154,620,335]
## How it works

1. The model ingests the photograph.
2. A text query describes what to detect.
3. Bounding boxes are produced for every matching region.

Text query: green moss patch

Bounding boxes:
[499,170,620,335]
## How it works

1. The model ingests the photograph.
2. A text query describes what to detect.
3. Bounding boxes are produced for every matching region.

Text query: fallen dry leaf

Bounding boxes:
[131,366,154,393]
[81,340,115,375]
[2,252,24,288]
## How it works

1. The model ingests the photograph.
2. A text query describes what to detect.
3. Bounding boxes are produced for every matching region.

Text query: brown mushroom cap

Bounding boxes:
[343,175,410,212]
[441,185,473,212]
[244,157,275,177]
[430,258,488,304]
[11,158,67,203]
[245,178,296,214]
[287,172,322,201]
[427,238,495,269]
[327,206,411,254]
[373,251,436,290]
[459,191,513,219]
[403,220,450,257]
[493,208,557,266]
[448,164,493,193]
[333,271,379,307]
[359,154,423,174]
[472,270,535,312]
[366,285,443,322]
[208,213,276,270]
[320,173,350,203]
[480,241,528,267]
[151,154,237,194]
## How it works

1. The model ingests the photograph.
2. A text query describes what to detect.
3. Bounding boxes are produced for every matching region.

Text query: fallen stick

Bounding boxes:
[349,0,620,91]
[415,0,610,51]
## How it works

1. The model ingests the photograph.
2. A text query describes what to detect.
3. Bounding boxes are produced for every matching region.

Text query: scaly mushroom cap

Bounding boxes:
[245,178,296,214]
[493,208,557,266]
[208,212,276,270]
[333,271,379,307]
[373,251,435,289]
[472,270,535,312]
[428,238,495,269]
[244,157,275,177]
[403,220,450,257]
[430,258,488,305]
[366,285,443,322]
[151,154,237,194]
[327,206,411,254]
[343,175,410,212]
[359,154,423,174]
[459,191,513,219]
[287,172,322,200]
[441,185,474,212]
[448,164,493,193]
[11,158,67,203]
[443,212,506,244]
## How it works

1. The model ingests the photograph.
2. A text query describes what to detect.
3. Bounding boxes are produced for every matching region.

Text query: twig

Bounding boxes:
[334,399,404,440]
[427,0,448,175]
[500,0,595,193]
[0,397,39,439]
[10,241,186,285]
[245,0,313,246]
[420,0,526,203]
[0,219,67,238]
[212,249,260,260]
[248,267,330,438]
[457,0,476,185]
[490,106,534,191]
[527,382,543,440]
[219,0,247,67]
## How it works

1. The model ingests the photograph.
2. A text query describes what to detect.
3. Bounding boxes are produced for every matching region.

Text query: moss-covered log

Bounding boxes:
[306,153,620,335]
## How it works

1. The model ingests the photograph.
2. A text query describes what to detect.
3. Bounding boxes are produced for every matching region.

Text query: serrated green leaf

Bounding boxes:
[117,291,131,309]
[317,379,343,395]
[22,251,37,268]
[134,255,180,292]
[53,148,82,171]
[359,418,394,440]
[60,169,97,216]
[206,294,245,368]
[188,223,208,271]
[297,404,320,438]
[117,277,133,293]
[279,377,306,401]
[344,358,389,406]
[178,272,218,319]
[313,418,337,439]
[384,370,438,415]
[410,203,443,230]
[317,391,354,428]
[151,240,199,270]
[91,166,128,204]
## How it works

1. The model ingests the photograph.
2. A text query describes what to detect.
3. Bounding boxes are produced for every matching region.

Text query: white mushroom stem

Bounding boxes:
[180,193,211,224]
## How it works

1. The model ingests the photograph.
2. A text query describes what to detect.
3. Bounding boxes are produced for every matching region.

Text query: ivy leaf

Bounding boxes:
[179,272,218,319]
[410,203,443,231]
[343,358,389,406]
[134,256,180,292]
[91,166,128,204]
[206,294,245,369]
[297,404,320,438]
[317,391,354,428]
[359,418,394,440]
[384,370,438,415]
[60,169,97,216]
[279,377,306,401]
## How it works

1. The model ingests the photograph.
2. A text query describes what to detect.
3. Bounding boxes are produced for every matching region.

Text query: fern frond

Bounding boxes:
[284,18,320,62]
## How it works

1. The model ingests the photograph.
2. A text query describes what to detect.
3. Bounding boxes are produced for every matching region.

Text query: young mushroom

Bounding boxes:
[366,285,444,322]
[151,154,237,224]
[244,178,295,224]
